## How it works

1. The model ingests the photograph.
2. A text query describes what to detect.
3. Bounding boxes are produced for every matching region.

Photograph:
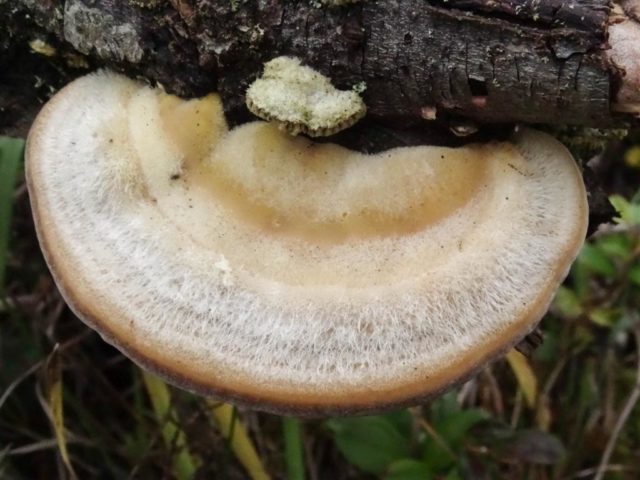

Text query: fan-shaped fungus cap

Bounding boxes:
[27,72,588,416]
[246,56,366,137]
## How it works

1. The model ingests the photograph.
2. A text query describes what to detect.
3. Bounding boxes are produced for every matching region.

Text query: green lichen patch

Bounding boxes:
[129,0,165,9]
[246,56,366,137]
[317,0,364,6]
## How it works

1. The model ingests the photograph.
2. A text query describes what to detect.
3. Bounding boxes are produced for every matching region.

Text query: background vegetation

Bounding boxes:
[1,133,639,479]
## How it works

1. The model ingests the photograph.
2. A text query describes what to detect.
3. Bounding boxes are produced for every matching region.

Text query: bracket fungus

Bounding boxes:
[26,71,588,416]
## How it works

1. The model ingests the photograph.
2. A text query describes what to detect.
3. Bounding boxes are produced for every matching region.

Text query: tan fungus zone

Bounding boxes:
[26,72,588,414]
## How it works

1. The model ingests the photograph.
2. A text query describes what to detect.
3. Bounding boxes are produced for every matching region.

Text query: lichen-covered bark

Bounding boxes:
[0,0,637,133]
[182,0,622,128]
[0,0,214,97]
[430,0,612,33]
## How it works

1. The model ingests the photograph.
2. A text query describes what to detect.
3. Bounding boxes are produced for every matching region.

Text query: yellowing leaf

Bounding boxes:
[142,372,197,480]
[506,350,538,409]
[535,395,553,432]
[624,145,640,168]
[43,345,78,480]
[208,401,271,480]
[588,308,618,328]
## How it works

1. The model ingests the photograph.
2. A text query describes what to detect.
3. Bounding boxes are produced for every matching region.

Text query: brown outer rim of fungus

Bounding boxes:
[25,82,588,417]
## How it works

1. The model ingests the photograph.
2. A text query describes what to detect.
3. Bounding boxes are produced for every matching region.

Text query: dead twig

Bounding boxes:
[569,463,638,479]
[593,323,640,480]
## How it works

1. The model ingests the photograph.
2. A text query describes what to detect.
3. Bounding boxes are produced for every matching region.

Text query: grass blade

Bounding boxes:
[141,371,197,480]
[43,344,79,480]
[283,417,305,480]
[0,136,24,291]
[506,349,538,409]
[208,401,271,480]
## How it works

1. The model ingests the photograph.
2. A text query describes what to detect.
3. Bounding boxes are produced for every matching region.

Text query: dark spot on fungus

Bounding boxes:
[507,163,530,177]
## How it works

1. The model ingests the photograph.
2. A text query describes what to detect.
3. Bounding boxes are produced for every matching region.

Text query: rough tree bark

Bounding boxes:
[1,0,639,136]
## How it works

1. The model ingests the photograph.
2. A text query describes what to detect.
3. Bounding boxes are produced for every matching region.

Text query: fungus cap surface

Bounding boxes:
[27,72,588,415]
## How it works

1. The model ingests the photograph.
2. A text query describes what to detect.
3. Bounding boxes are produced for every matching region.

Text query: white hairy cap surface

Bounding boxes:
[27,72,588,415]
[245,56,366,137]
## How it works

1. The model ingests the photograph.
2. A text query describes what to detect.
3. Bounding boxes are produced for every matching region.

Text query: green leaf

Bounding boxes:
[435,408,488,446]
[553,286,583,319]
[588,308,618,328]
[577,244,617,278]
[0,137,24,291]
[570,260,591,299]
[534,329,558,363]
[327,416,411,474]
[609,194,630,216]
[444,469,463,480]
[596,235,631,259]
[429,392,461,423]
[383,410,414,439]
[610,195,640,225]
[423,408,487,472]
[629,265,640,287]
[385,459,432,480]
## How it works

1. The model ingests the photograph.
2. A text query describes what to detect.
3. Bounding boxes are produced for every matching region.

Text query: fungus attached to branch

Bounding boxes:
[27,72,588,416]
[246,56,366,137]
